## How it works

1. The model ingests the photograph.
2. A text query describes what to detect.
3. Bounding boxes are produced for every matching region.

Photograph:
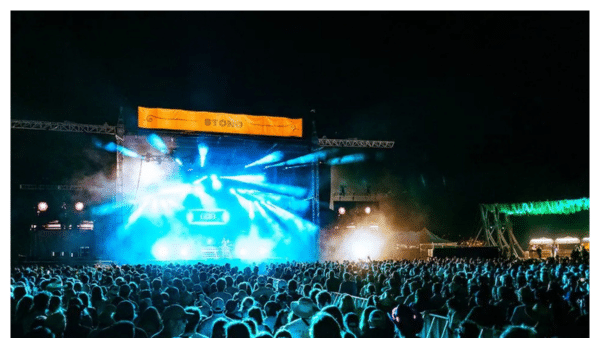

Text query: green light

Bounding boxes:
[494,198,589,216]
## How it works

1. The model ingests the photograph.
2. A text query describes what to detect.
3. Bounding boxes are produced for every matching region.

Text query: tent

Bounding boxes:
[391,228,452,246]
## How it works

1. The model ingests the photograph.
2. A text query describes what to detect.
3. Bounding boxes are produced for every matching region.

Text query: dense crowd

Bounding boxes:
[10,255,589,338]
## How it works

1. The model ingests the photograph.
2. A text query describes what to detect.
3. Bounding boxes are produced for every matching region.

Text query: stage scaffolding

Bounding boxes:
[477,204,525,258]
[12,112,395,234]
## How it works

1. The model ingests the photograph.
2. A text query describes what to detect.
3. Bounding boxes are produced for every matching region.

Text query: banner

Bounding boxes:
[138,107,302,138]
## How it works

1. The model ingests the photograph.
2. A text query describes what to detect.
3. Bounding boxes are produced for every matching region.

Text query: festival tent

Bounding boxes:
[391,228,452,247]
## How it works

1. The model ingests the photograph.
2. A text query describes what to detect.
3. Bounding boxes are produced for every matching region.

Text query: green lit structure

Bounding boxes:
[478,198,589,258]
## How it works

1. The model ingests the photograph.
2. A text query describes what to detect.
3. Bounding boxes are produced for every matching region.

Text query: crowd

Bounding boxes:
[10,254,589,338]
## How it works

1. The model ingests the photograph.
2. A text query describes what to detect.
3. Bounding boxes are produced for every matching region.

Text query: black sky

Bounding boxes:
[11,11,589,241]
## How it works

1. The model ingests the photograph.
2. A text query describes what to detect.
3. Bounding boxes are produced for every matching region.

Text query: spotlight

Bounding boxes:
[198,144,208,167]
[365,206,371,214]
[338,207,346,215]
[75,202,85,211]
[38,202,48,212]
[210,174,222,191]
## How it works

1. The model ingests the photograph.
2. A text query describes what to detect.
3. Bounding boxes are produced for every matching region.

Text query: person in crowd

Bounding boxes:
[248,306,272,334]
[210,318,228,338]
[389,305,423,338]
[197,297,231,337]
[181,307,204,338]
[64,305,92,338]
[455,320,480,338]
[499,325,537,338]
[210,279,233,303]
[263,301,280,333]
[339,273,358,296]
[151,304,189,338]
[309,312,343,338]
[281,297,319,338]
[225,321,253,338]
[225,299,243,320]
[315,290,332,310]
[112,300,149,338]
[134,306,161,338]
[252,276,275,305]
[464,290,504,329]
[343,312,361,338]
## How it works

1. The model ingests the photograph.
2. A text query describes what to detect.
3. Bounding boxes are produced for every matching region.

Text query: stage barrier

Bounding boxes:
[270,280,503,338]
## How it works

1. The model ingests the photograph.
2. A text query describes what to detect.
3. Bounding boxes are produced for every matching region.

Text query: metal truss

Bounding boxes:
[331,194,383,202]
[19,184,87,191]
[142,154,173,163]
[318,138,394,148]
[476,204,525,258]
[11,120,116,135]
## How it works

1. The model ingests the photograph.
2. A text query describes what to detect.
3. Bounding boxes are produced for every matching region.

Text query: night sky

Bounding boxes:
[10,12,589,249]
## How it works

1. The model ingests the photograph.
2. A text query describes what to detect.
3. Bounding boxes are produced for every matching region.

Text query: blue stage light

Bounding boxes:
[94,140,140,158]
[230,189,256,220]
[198,144,208,167]
[326,153,366,165]
[234,228,274,262]
[265,150,330,168]
[244,151,284,168]
[193,176,208,185]
[175,157,183,165]
[147,133,169,154]
[210,174,222,191]
[220,174,266,184]
[152,244,170,261]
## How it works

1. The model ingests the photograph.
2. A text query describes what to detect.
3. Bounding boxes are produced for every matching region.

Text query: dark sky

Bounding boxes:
[10,11,589,241]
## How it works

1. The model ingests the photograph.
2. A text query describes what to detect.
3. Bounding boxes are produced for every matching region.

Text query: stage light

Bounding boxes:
[38,202,48,212]
[207,238,214,245]
[365,206,371,214]
[352,242,369,259]
[152,244,169,261]
[180,245,191,259]
[234,228,275,262]
[193,176,208,185]
[221,174,266,184]
[210,175,222,191]
[345,229,383,260]
[244,151,284,168]
[326,153,366,165]
[198,144,208,167]
[338,207,346,215]
[147,133,169,154]
[266,150,329,168]
[175,157,183,165]
[75,202,85,211]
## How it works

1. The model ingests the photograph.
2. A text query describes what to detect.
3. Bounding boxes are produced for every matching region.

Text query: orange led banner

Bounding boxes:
[138,107,302,138]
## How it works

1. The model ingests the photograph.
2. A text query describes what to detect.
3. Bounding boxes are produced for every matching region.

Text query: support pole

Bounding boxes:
[115,108,125,230]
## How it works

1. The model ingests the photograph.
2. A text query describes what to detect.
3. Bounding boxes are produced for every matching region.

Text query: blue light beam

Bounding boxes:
[326,153,366,165]
[147,134,169,154]
[198,144,208,167]
[245,151,284,168]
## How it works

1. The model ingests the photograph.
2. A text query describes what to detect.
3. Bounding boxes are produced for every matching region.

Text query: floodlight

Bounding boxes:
[38,202,48,212]
[75,202,85,211]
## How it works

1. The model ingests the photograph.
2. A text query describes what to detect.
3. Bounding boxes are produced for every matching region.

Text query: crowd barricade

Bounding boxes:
[268,280,501,338]
[422,313,451,338]
[330,292,370,311]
